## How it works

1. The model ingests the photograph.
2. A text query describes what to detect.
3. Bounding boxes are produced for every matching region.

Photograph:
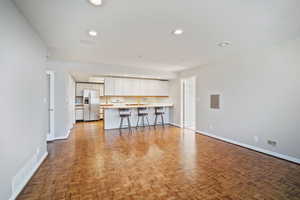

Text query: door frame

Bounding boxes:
[180,79,185,128]
[181,76,196,130]
[46,70,55,141]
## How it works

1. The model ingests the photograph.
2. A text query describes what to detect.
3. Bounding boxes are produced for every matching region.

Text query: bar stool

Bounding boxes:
[154,107,165,126]
[136,107,150,128]
[119,108,131,130]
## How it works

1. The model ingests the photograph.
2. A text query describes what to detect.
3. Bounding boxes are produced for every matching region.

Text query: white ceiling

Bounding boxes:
[15,0,300,72]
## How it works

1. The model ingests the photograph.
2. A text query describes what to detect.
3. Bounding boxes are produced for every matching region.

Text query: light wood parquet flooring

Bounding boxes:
[17,121,300,200]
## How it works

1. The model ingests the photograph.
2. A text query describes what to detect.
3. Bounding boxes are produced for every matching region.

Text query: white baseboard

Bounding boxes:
[196,130,300,164]
[10,152,48,200]
[47,128,71,141]
[169,122,182,128]
[46,134,53,142]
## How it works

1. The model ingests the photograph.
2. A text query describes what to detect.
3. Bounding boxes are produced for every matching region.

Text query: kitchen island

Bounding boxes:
[101,104,173,129]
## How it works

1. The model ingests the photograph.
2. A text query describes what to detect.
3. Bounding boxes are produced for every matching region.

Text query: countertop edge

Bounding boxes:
[101,104,174,109]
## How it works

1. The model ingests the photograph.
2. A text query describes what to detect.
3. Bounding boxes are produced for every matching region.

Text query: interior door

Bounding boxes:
[182,77,196,130]
[46,71,55,141]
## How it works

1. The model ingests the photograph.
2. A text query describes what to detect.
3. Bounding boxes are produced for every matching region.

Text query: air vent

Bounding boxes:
[210,94,220,109]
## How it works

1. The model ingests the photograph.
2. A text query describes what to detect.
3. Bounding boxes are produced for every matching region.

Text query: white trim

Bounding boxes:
[184,127,196,132]
[46,132,55,141]
[169,122,182,128]
[10,152,48,200]
[196,130,300,164]
[47,129,71,141]
[180,79,184,128]
[181,76,196,129]
[46,70,55,141]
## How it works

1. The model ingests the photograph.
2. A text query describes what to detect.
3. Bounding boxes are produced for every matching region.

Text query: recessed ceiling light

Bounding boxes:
[88,0,102,6]
[218,41,231,47]
[88,30,98,37]
[173,29,184,35]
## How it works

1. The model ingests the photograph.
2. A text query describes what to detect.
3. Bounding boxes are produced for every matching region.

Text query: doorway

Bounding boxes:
[46,71,55,141]
[181,77,196,130]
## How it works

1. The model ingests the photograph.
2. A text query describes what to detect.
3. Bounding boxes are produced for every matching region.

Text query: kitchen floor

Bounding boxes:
[17,121,300,200]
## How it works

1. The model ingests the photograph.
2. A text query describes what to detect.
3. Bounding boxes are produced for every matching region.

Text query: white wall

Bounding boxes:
[0,0,47,199]
[170,38,300,161]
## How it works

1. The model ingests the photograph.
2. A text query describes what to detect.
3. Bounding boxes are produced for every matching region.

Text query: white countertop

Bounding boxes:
[101,103,173,109]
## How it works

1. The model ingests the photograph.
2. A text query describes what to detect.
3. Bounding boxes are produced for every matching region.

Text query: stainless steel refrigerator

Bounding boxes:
[83,89,100,121]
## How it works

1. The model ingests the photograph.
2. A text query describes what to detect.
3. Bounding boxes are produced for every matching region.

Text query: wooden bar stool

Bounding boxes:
[154,107,165,126]
[136,107,150,128]
[119,108,131,130]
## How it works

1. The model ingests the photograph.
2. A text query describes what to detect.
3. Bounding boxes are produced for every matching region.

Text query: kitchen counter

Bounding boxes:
[75,104,84,110]
[101,103,173,109]
[103,104,173,129]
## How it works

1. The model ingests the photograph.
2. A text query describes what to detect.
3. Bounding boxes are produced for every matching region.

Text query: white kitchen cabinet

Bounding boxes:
[164,81,170,96]
[153,80,161,96]
[138,79,146,96]
[142,79,154,96]
[76,83,84,96]
[105,77,121,96]
[114,78,124,96]
[75,109,84,120]
[121,79,129,96]
[76,83,92,96]
[123,78,139,96]
[158,80,169,96]
[92,84,104,97]
[76,83,104,97]
[132,79,141,96]
[104,78,115,96]
[99,84,104,96]
[104,78,169,96]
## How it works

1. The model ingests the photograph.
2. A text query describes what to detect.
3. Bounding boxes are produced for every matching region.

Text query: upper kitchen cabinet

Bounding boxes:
[159,80,169,96]
[104,78,115,96]
[122,78,140,96]
[99,84,104,96]
[104,78,169,96]
[76,83,85,96]
[76,83,104,97]
[141,79,155,96]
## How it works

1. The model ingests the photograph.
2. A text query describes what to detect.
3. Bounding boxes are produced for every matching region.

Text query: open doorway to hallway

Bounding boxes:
[181,77,196,130]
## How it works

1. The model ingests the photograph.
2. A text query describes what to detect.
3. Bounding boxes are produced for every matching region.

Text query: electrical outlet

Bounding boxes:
[267,140,277,147]
[209,124,213,130]
[254,136,259,143]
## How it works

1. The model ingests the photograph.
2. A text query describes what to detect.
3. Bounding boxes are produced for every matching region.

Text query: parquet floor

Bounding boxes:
[17,121,300,200]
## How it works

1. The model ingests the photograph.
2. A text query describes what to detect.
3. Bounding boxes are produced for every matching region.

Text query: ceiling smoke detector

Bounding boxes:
[218,41,231,47]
